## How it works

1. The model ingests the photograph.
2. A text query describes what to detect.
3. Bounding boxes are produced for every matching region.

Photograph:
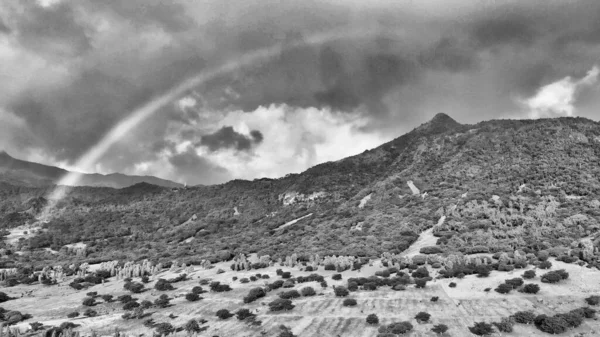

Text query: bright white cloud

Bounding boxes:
[521,65,599,119]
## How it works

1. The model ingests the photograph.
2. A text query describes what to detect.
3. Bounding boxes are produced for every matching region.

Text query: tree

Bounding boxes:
[535,316,569,334]
[412,267,430,278]
[504,278,524,288]
[432,324,449,335]
[125,282,144,293]
[493,318,514,332]
[118,294,134,303]
[82,297,95,306]
[83,309,97,317]
[476,265,491,278]
[101,294,113,302]
[415,312,431,323]
[277,325,297,337]
[154,279,174,291]
[123,301,140,310]
[415,279,428,288]
[538,260,552,269]
[191,286,204,294]
[244,287,266,303]
[332,274,342,280]
[216,309,233,319]
[469,322,494,335]
[342,298,357,307]
[67,312,79,318]
[522,270,536,279]
[269,299,295,312]
[154,294,171,308]
[366,314,379,325]
[279,290,301,300]
[154,323,174,336]
[0,292,11,303]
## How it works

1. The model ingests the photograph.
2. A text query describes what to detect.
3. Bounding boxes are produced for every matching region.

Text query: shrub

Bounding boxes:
[512,311,536,324]
[240,278,250,284]
[185,293,200,302]
[82,297,95,306]
[191,286,204,294]
[262,275,270,279]
[281,272,292,279]
[154,323,174,336]
[141,276,150,283]
[250,276,258,282]
[184,319,201,333]
[123,301,140,310]
[432,324,448,334]
[387,321,413,334]
[419,246,443,254]
[269,298,295,311]
[154,279,174,291]
[535,315,569,334]
[67,312,79,318]
[476,265,491,278]
[412,267,430,278]
[430,296,439,302]
[141,300,153,309]
[538,260,552,269]
[504,278,524,288]
[585,295,600,305]
[279,290,301,300]
[522,270,536,279]
[101,294,113,302]
[332,274,342,280]
[495,283,513,294]
[415,311,431,323]
[342,298,357,307]
[216,309,234,319]
[493,318,514,332]
[320,281,328,288]
[305,266,314,272]
[324,264,335,271]
[154,294,170,308]
[334,286,349,297]
[301,287,316,297]
[469,321,494,335]
[118,295,134,303]
[86,291,98,298]
[236,308,255,321]
[366,314,379,325]
[124,282,145,293]
[277,325,297,337]
[244,287,266,303]
[541,270,568,283]
[209,281,232,292]
[83,309,97,317]
[448,282,456,288]
[521,283,540,294]
[415,279,428,288]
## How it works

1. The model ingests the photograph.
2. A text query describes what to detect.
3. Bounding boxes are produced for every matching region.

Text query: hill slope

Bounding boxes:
[1,114,600,267]
[0,151,182,189]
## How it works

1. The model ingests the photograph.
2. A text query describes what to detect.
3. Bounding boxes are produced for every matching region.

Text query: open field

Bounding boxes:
[2,257,600,336]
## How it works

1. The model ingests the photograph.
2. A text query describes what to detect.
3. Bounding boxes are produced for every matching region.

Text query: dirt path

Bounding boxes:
[401,215,445,257]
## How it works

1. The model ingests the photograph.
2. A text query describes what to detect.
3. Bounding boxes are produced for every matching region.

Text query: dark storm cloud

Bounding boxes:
[168,148,231,185]
[419,37,477,72]
[0,18,10,34]
[469,13,539,48]
[199,126,263,152]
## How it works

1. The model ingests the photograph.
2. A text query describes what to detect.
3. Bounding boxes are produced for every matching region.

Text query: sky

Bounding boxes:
[0,0,599,185]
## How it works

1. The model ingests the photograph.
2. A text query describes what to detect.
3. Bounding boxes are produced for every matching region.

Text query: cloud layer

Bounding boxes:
[1,0,600,184]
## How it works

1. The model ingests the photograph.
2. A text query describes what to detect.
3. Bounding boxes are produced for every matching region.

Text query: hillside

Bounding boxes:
[0,151,182,189]
[1,114,600,268]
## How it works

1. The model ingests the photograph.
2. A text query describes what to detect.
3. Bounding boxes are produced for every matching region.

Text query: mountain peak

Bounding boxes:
[430,112,457,124]
[415,112,461,135]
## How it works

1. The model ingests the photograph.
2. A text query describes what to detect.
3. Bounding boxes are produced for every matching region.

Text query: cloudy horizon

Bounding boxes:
[1,0,599,185]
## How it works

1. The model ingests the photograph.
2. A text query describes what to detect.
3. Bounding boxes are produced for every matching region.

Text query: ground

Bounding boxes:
[3,257,600,337]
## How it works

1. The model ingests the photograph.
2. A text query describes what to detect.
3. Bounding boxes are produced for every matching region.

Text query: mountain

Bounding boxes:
[0,151,182,189]
[1,114,600,267]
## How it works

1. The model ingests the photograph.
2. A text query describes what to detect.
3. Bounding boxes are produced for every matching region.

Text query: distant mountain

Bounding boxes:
[2,114,600,266]
[0,151,182,189]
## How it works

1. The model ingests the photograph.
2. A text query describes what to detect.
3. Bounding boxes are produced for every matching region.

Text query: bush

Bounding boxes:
[185,293,200,302]
[154,279,174,291]
[476,265,491,277]
[342,298,357,307]
[386,321,413,334]
[82,297,95,306]
[118,295,134,303]
[415,311,431,323]
[535,315,569,334]
[279,290,301,300]
[469,321,494,335]
[412,267,429,278]
[448,282,456,288]
[154,294,170,308]
[191,286,204,294]
[432,324,448,334]
[332,274,342,280]
[541,270,568,283]
[324,264,336,271]
[538,260,552,269]
[101,294,113,302]
[141,300,153,309]
[430,296,439,302]
[415,279,428,288]
[209,281,232,292]
[236,308,255,321]
[240,278,250,284]
[67,312,79,318]
[269,298,295,311]
[512,311,536,324]
[495,283,512,294]
[86,291,98,298]
[83,309,97,317]
[250,276,258,282]
[305,266,314,272]
[154,323,174,336]
[366,314,379,325]
[521,283,540,294]
[504,278,524,289]
[493,318,514,332]
[281,272,292,279]
[320,281,328,288]
[216,309,234,319]
[123,301,140,310]
[184,319,201,333]
[124,282,145,293]
[301,287,316,296]
[334,286,349,297]
[522,270,536,279]
[419,246,443,254]
[244,287,266,303]
[585,295,600,305]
